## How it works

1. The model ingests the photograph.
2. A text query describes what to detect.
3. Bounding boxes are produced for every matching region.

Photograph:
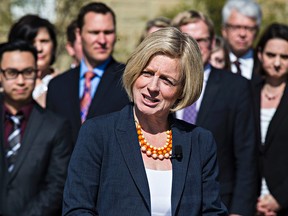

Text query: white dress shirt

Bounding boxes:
[229,49,254,80]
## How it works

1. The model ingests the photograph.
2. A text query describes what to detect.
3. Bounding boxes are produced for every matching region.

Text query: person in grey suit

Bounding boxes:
[63,27,228,215]
[0,41,72,216]
[173,10,258,215]
[47,2,129,144]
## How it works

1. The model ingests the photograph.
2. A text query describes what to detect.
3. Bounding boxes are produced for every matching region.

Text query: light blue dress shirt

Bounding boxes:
[79,57,111,99]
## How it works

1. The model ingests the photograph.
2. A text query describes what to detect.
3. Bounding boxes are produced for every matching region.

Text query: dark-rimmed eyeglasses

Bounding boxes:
[225,23,258,33]
[0,68,37,80]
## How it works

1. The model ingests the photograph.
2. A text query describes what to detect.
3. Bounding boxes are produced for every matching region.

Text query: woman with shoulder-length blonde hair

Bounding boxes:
[63,27,228,216]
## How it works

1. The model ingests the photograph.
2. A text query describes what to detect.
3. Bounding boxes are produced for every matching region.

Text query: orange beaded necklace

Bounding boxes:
[135,122,172,160]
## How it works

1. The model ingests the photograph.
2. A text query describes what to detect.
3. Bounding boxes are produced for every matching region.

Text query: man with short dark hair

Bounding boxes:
[47,2,129,144]
[0,40,72,216]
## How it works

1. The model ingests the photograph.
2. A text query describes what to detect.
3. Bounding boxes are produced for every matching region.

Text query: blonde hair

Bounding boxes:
[123,27,203,112]
[172,10,215,40]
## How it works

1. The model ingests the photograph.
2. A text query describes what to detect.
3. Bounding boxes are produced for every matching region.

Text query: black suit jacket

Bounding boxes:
[252,77,288,215]
[46,58,130,144]
[196,67,258,215]
[0,99,72,216]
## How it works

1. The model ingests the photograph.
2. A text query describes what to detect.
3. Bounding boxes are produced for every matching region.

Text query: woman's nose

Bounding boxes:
[147,76,160,92]
[34,41,43,52]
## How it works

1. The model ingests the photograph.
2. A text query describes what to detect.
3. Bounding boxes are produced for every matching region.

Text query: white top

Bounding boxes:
[32,74,54,99]
[260,108,276,197]
[229,49,254,80]
[260,108,276,144]
[176,64,211,120]
[145,169,172,216]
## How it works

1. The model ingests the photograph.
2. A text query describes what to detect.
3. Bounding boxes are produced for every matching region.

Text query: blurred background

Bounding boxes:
[0,0,287,72]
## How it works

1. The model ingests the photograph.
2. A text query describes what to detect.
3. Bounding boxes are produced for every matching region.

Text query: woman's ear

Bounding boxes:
[257,50,263,63]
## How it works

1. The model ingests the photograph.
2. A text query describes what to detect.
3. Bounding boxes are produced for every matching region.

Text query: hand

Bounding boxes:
[230,214,242,216]
[257,194,280,216]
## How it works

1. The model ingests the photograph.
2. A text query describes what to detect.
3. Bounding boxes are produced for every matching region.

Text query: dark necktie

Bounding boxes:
[80,71,95,123]
[234,59,242,75]
[6,114,23,172]
[183,103,197,124]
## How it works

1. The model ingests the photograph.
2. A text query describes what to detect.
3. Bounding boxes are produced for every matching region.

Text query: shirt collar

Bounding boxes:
[203,63,211,82]
[80,57,112,78]
[230,49,254,62]
[4,101,34,120]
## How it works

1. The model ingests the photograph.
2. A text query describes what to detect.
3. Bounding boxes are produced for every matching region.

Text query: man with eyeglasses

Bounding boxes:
[172,10,258,216]
[0,40,72,216]
[222,0,262,80]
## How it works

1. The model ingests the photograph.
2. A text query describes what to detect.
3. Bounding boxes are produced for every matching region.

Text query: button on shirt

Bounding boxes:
[79,57,111,99]
[176,64,211,121]
[229,49,254,80]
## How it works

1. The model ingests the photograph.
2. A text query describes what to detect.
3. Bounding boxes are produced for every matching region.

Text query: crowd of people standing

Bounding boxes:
[0,0,288,215]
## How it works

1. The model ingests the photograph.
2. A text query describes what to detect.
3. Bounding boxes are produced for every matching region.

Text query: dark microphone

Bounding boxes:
[171,145,183,160]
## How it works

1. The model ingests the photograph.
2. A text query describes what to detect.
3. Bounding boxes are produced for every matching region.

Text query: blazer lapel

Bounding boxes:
[115,105,151,209]
[265,83,288,149]
[251,75,264,152]
[88,59,123,117]
[71,67,82,128]
[8,104,44,182]
[197,69,221,124]
[170,119,193,216]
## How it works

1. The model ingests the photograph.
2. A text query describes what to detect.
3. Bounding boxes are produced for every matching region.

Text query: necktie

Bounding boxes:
[6,114,23,172]
[183,102,197,124]
[234,59,242,75]
[80,71,95,123]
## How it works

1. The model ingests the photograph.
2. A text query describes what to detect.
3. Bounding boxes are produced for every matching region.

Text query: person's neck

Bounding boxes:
[4,98,32,115]
[232,48,252,59]
[266,76,287,88]
[39,67,53,79]
[83,57,108,71]
[133,107,170,134]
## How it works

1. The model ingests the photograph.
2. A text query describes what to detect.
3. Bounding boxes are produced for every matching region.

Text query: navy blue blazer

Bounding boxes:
[63,104,228,216]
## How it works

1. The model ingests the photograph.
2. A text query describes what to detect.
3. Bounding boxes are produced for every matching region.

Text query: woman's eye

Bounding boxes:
[161,77,174,86]
[141,71,153,77]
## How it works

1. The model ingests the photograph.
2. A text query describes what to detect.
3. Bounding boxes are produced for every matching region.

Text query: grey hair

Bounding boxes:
[222,0,262,26]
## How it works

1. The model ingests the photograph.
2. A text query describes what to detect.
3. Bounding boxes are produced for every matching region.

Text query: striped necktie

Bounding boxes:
[6,114,23,172]
[183,103,197,124]
[80,71,95,123]
[233,59,242,75]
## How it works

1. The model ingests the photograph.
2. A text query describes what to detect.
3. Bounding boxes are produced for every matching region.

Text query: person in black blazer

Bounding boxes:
[252,23,288,216]
[46,2,129,144]
[0,41,72,216]
[173,10,258,215]
[63,27,227,215]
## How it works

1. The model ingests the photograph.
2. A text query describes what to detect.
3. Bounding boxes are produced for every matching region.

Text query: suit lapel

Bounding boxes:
[251,75,264,152]
[88,59,123,117]
[115,105,150,209]
[197,69,221,124]
[8,104,44,182]
[170,120,192,216]
[0,95,6,175]
[265,83,288,149]
[70,67,82,128]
